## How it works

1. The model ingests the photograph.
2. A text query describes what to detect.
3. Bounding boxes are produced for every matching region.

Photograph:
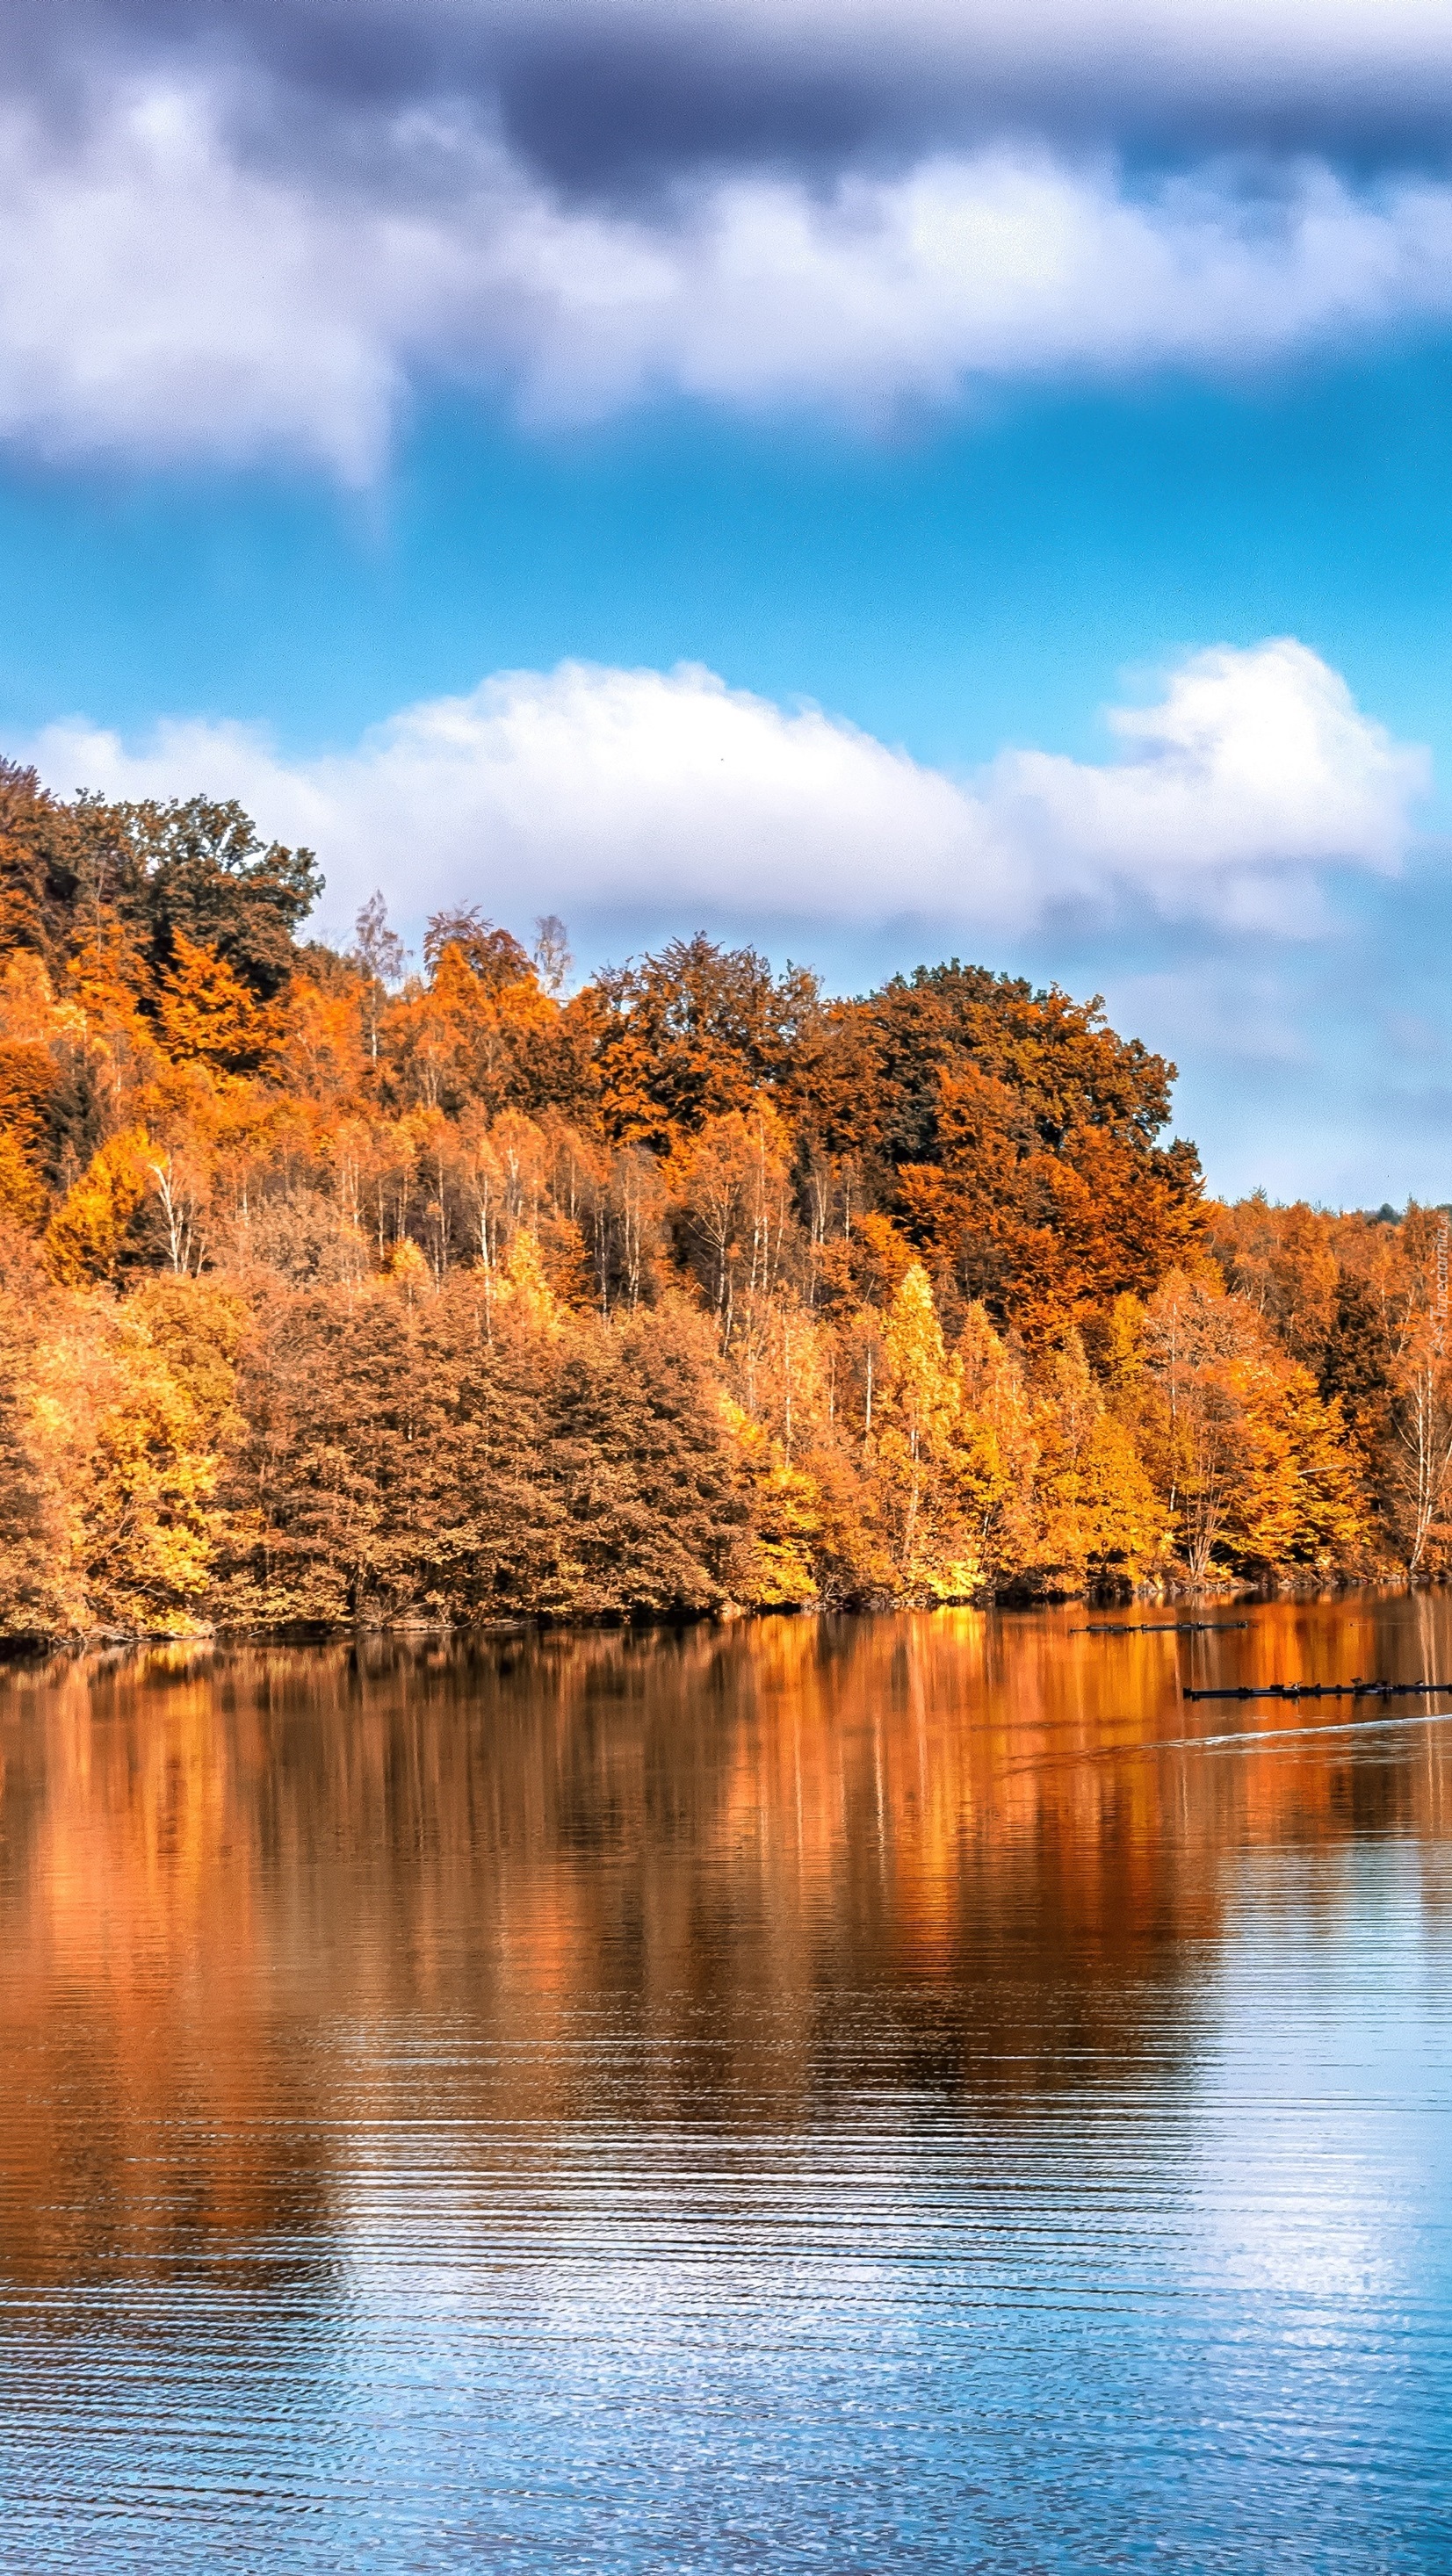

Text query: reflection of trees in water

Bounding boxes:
[0,1644,343,2317]
[3,1595,1452,2293]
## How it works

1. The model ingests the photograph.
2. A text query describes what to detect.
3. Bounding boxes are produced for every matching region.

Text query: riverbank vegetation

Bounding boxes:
[0,761,1448,1636]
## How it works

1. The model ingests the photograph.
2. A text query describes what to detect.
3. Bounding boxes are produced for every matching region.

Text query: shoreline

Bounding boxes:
[0,1568,1423,1661]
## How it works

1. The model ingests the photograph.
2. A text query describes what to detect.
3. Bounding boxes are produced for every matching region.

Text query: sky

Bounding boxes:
[6,5,1452,1203]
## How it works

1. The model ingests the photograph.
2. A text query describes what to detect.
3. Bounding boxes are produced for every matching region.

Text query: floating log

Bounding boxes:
[1073,1620,1251,1636]
[1183,1679,1452,1702]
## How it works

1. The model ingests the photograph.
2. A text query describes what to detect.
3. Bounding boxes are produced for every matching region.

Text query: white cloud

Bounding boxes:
[985,640,1427,928]
[4,83,1452,473]
[27,639,1427,942]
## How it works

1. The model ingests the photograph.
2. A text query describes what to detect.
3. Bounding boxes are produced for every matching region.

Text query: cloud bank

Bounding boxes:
[4,0,1452,473]
[5,83,1452,476]
[29,639,1427,943]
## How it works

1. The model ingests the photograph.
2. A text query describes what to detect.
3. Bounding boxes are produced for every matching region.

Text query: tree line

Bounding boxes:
[0,758,1445,1636]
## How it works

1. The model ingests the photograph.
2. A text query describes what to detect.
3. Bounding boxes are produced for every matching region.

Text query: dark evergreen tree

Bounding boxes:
[107,797,322,999]
[0,762,83,966]
[216,1279,565,1625]
[545,1306,748,1615]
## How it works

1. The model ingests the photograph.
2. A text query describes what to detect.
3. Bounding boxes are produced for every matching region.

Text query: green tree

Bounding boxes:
[103,796,321,998]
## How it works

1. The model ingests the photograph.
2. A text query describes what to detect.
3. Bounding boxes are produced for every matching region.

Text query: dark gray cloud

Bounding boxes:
[13,0,1452,198]
[4,3,1452,480]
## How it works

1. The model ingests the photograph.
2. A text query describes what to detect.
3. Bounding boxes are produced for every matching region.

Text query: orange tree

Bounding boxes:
[795,962,1203,1340]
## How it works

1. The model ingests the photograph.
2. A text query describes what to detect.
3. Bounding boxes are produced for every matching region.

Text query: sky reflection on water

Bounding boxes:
[1,1600,1450,2570]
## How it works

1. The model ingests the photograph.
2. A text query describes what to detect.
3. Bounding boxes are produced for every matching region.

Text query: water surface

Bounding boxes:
[2,1595,1450,2570]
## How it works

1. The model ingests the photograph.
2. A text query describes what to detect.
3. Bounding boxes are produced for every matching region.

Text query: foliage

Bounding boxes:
[0,781,1420,1635]
[592,935,819,1148]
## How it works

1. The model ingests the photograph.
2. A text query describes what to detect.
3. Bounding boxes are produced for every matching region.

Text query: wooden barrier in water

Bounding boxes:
[1183,1678,1452,1702]
[1073,1620,1251,1636]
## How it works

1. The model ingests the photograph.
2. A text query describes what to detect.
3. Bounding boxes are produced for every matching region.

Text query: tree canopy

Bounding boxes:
[0,778,1432,1637]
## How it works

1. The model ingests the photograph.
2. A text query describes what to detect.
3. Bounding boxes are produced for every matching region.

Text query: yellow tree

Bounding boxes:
[1383,1310,1452,1572]
[1137,1274,1254,1575]
[0,1129,47,1231]
[1139,1272,1365,1577]
[667,1099,798,1344]
[871,1263,981,1598]
[43,1127,155,1285]
[1208,1193,1340,1368]
[955,1302,1039,1580]
[1032,1331,1166,1584]
[273,971,367,1105]
[721,1398,823,1606]
[63,913,152,1040]
[155,928,274,1076]
[1275,1368,1368,1569]
[78,1304,225,1631]
[1336,1208,1452,1570]
[0,1228,84,1634]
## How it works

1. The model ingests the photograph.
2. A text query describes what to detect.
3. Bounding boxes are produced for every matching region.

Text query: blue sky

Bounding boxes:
[7,2,1452,1204]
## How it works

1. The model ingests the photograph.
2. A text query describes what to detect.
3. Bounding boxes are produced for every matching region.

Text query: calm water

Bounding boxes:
[2,1598,1451,2572]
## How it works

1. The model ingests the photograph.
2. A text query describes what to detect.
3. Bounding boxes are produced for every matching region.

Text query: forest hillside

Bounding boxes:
[0,761,1445,1637]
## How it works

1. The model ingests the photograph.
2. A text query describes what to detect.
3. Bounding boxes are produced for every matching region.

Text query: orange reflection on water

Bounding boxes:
[3,1593,1452,2293]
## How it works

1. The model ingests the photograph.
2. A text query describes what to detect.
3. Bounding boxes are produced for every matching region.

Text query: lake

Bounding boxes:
[2,1596,1450,2571]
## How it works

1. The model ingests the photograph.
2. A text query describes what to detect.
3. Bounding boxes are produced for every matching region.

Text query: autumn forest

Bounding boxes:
[0,760,1447,1640]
